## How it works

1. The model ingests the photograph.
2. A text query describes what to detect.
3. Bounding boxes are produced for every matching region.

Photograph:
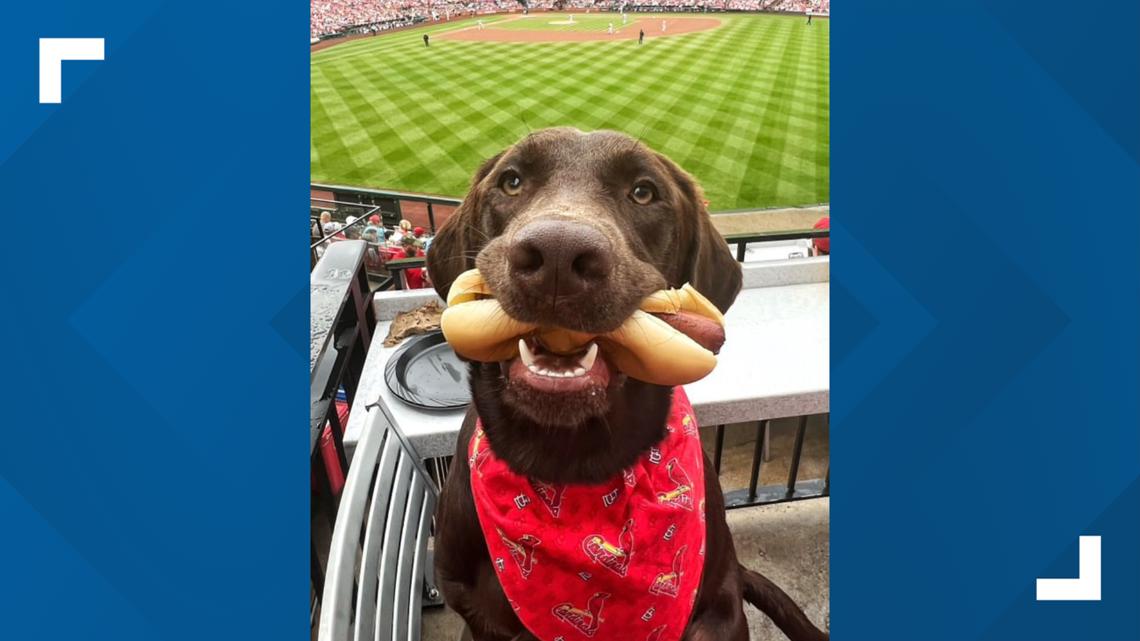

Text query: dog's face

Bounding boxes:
[428,128,741,429]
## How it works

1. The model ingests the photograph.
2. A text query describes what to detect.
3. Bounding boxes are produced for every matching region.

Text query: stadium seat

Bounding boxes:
[318,403,440,641]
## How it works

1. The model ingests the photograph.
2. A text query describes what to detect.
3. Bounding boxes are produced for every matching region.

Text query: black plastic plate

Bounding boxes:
[384,331,470,410]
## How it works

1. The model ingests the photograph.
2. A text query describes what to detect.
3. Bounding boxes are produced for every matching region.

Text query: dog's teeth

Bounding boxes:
[527,363,540,373]
[578,343,598,371]
[573,367,586,376]
[519,339,536,367]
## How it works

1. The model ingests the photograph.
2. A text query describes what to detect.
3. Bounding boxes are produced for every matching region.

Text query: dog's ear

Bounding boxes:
[690,207,743,314]
[657,154,742,314]
[427,152,503,301]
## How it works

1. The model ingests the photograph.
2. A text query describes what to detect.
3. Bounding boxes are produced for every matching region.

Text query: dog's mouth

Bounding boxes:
[441,269,724,394]
[508,337,612,394]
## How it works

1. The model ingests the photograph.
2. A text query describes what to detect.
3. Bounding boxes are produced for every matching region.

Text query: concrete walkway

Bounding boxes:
[733,498,830,639]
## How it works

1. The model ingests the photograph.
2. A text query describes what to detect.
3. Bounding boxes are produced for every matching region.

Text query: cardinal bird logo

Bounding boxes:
[529,478,566,518]
[681,414,698,437]
[648,545,687,598]
[646,625,667,641]
[622,467,637,488]
[552,591,610,638]
[497,528,540,579]
[469,429,491,474]
[656,459,694,511]
[582,519,634,577]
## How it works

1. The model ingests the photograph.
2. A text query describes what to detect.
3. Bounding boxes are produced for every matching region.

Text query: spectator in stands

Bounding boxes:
[312,0,827,40]
[391,219,414,244]
[401,246,427,289]
[401,232,424,253]
[344,215,361,239]
[316,218,346,259]
[363,214,386,243]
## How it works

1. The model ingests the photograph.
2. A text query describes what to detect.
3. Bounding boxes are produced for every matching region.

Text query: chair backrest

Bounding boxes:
[319,403,439,641]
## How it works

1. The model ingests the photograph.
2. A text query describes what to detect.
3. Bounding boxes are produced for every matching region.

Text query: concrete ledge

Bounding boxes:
[371,287,441,321]
[741,256,828,289]
[368,256,829,321]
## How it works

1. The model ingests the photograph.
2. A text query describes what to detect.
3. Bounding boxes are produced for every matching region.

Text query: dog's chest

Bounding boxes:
[468,388,707,641]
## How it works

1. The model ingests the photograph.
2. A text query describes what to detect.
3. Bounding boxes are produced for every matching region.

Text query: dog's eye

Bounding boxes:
[500,171,523,196]
[630,182,657,205]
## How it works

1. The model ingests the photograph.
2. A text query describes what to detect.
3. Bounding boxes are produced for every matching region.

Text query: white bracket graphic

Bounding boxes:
[39,38,104,104]
[1036,535,1101,601]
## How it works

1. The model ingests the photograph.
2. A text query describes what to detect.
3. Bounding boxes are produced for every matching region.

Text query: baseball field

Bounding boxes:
[311,12,829,210]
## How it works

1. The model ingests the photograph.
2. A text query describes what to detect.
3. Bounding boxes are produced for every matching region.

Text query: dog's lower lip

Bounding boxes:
[507,338,610,393]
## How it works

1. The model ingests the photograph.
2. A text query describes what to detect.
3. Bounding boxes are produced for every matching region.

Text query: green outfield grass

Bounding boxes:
[311,13,829,210]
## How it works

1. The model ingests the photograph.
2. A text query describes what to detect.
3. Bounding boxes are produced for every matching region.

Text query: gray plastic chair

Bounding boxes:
[319,403,440,641]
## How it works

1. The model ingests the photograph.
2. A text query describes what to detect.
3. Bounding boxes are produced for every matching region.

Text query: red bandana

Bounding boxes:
[469,387,707,641]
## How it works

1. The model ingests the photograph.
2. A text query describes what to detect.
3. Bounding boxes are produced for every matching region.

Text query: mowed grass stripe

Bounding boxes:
[355,50,526,184]
[632,20,765,166]
[736,22,803,205]
[312,13,828,209]
[327,59,474,187]
[317,61,442,185]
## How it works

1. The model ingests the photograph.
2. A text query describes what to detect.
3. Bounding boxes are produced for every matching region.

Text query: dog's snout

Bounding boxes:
[507,220,612,297]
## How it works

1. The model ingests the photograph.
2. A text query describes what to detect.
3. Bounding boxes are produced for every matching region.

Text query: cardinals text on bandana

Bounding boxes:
[469,387,707,641]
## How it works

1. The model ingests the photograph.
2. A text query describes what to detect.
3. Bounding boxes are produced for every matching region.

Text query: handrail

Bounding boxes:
[725,229,829,261]
[723,229,829,243]
[312,182,462,207]
[310,241,385,627]
[312,183,460,234]
[310,184,830,266]
[312,182,827,217]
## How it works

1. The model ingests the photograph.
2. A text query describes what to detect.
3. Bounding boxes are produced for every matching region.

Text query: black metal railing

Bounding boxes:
[725,229,830,261]
[423,412,828,512]
[310,240,376,621]
[715,415,829,510]
[312,183,830,262]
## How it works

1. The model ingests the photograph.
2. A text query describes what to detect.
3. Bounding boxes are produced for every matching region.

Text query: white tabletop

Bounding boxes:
[344,259,829,459]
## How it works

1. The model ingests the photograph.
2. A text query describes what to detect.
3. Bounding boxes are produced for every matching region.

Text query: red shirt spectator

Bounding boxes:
[403,247,427,289]
[812,216,830,255]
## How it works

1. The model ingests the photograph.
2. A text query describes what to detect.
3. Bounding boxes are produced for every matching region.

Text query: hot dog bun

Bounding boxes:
[439,269,725,385]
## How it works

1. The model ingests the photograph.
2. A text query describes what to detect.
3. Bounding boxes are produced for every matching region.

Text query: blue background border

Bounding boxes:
[833,1,1139,639]
[0,1,308,639]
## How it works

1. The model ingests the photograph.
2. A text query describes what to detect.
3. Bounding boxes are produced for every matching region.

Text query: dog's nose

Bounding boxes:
[508,220,612,297]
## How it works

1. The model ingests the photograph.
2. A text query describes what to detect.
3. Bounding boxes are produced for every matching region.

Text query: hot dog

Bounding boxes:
[439,269,726,385]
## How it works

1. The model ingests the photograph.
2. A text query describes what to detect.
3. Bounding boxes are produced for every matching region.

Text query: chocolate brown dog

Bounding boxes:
[427,128,826,641]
